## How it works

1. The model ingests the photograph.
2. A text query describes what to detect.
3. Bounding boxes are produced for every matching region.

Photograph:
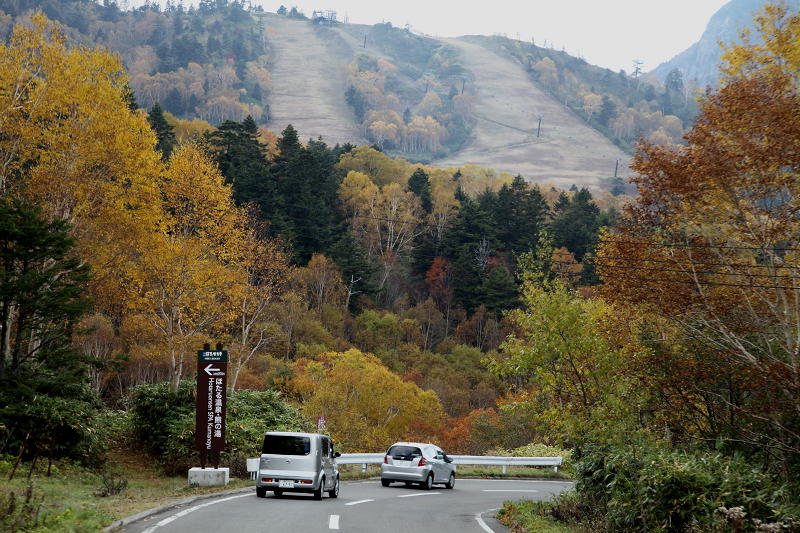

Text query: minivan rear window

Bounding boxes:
[387,445,422,459]
[262,435,311,455]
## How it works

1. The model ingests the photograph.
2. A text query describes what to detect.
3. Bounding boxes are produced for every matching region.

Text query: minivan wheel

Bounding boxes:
[445,473,455,489]
[313,477,324,500]
[328,476,339,498]
[256,487,267,498]
[421,473,433,490]
[381,478,391,487]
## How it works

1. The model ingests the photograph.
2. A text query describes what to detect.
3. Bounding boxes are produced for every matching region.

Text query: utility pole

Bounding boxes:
[461,77,465,94]
[363,34,367,48]
[537,115,542,137]
[614,158,620,178]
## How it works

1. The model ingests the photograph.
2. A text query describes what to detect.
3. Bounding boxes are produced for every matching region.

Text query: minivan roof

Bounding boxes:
[263,431,327,438]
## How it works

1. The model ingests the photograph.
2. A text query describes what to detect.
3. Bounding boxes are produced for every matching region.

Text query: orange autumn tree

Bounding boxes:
[598,4,800,467]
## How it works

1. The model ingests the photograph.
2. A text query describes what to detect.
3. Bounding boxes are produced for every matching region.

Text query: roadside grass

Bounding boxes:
[497,500,578,533]
[0,448,253,533]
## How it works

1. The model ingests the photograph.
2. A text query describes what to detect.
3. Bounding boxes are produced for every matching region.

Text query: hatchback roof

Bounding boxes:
[388,441,439,449]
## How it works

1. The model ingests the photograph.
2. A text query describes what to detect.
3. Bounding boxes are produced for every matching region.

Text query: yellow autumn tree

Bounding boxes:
[534,57,558,87]
[335,146,411,187]
[0,13,164,315]
[288,350,445,451]
[227,230,293,392]
[339,172,426,292]
[128,144,249,389]
[720,3,800,81]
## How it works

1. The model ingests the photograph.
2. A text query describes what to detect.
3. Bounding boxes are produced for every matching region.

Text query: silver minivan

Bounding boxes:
[380,441,456,490]
[255,431,340,499]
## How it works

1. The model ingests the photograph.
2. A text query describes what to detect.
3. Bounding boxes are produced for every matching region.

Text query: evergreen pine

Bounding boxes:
[549,188,601,262]
[481,264,519,312]
[0,199,99,463]
[147,102,176,159]
[408,168,433,214]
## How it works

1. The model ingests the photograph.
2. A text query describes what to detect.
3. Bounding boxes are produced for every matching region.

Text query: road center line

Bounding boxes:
[476,508,500,533]
[344,499,374,506]
[482,489,539,492]
[141,493,250,533]
[329,514,340,530]
[397,492,442,498]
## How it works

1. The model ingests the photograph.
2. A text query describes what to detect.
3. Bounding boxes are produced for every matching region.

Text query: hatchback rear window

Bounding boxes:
[387,445,422,459]
[262,435,311,455]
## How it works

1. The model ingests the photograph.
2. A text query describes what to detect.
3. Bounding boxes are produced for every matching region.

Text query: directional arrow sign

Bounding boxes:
[196,350,228,453]
[204,364,223,376]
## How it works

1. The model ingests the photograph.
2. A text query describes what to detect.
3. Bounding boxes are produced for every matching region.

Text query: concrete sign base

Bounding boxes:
[188,467,230,486]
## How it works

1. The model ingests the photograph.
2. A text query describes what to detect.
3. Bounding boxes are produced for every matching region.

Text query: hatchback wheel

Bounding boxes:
[381,479,391,487]
[421,473,433,490]
[314,477,324,500]
[256,487,267,498]
[328,476,339,498]
[445,473,455,489]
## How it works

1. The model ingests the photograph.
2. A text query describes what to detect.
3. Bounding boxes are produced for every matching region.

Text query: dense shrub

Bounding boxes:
[130,382,310,474]
[568,443,800,532]
[487,442,573,470]
[129,380,195,457]
[0,387,108,469]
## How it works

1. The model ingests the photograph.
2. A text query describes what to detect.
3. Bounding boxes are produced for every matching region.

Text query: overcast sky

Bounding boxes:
[131,0,735,72]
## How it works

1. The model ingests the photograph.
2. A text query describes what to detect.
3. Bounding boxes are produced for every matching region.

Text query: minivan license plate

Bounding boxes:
[278,480,293,488]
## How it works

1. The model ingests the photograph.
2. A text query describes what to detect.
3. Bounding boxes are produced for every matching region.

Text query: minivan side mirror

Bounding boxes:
[334,451,341,458]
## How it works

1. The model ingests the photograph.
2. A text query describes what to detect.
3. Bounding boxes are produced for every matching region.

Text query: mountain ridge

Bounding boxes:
[652,0,768,86]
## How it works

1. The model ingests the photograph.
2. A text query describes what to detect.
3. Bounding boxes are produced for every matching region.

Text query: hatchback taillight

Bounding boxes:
[417,456,427,467]
[384,455,389,464]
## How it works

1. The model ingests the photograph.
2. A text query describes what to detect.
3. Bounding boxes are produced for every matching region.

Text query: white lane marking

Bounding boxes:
[397,492,442,498]
[329,514,340,530]
[344,499,374,506]
[482,489,539,492]
[141,493,250,533]
[476,508,499,533]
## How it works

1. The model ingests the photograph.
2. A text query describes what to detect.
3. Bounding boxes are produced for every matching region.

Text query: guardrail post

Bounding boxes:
[502,464,506,474]
[362,463,366,473]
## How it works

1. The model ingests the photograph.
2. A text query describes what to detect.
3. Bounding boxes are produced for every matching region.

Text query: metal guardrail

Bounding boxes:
[248,454,563,475]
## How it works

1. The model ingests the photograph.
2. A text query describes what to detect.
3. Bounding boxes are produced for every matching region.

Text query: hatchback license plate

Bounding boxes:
[278,480,293,488]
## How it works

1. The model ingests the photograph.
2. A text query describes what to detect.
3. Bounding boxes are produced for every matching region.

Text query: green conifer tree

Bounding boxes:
[408,168,433,214]
[147,102,176,159]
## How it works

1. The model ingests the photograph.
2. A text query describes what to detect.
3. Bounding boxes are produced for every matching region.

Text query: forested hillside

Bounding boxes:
[0,0,702,192]
[475,35,700,152]
[2,3,800,532]
[0,0,270,122]
[335,20,474,159]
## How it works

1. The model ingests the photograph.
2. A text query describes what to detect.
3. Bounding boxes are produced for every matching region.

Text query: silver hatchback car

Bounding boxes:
[380,441,456,490]
[255,431,340,500]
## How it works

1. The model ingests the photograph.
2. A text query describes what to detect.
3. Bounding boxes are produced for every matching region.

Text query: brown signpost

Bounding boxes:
[195,344,227,468]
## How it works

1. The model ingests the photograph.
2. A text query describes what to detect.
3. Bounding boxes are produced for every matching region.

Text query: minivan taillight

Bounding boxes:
[417,456,427,467]
[384,455,389,464]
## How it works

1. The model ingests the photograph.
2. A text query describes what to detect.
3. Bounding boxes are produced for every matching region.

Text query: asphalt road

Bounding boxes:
[121,479,574,533]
